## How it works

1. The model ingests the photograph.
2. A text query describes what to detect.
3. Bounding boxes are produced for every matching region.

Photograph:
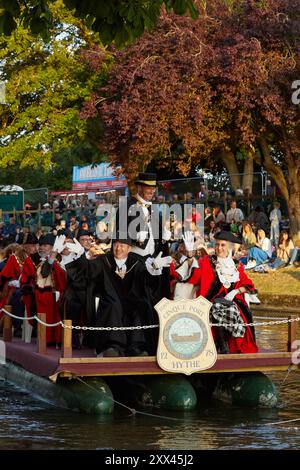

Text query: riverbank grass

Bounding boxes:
[249,266,300,297]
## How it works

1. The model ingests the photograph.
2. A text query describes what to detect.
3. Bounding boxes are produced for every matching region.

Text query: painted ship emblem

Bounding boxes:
[171,332,201,343]
[164,313,208,360]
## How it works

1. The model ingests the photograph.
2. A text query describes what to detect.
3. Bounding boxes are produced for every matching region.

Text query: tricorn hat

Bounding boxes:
[38,233,56,246]
[135,172,157,187]
[214,230,243,244]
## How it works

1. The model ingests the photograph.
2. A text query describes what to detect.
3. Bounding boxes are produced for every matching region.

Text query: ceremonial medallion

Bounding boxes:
[155,296,217,375]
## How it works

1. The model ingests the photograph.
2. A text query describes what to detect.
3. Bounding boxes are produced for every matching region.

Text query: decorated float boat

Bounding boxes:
[0,300,299,415]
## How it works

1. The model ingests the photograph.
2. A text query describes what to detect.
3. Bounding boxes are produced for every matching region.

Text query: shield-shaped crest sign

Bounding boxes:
[155,296,217,375]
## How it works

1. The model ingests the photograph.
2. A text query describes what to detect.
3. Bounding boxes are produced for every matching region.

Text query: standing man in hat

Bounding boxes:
[126,172,170,256]
[119,172,171,300]
[20,233,67,345]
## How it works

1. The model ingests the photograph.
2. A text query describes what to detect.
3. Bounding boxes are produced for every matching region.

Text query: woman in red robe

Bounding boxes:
[187,231,258,354]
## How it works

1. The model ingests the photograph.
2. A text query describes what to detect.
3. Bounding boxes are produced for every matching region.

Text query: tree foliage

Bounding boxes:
[0,0,199,46]
[0,0,106,176]
[81,0,300,237]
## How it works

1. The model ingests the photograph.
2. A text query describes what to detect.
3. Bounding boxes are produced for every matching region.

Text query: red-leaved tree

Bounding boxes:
[81,0,300,239]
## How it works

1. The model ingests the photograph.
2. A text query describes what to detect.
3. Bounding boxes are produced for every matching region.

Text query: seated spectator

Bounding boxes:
[249,206,270,234]
[3,218,18,244]
[185,192,194,203]
[245,229,272,269]
[242,222,257,247]
[41,204,53,229]
[205,220,220,247]
[213,204,225,227]
[79,214,89,228]
[226,200,244,224]
[266,231,295,271]
[230,219,239,235]
[68,216,80,237]
[204,207,213,235]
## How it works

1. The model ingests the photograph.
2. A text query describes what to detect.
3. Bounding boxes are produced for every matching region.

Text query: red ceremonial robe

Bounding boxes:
[0,254,23,316]
[188,255,258,354]
[20,256,66,344]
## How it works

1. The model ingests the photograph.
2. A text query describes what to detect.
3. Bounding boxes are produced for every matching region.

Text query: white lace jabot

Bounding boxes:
[216,254,240,288]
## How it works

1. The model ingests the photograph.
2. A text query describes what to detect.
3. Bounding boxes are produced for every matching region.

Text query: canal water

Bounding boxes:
[0,323,300,450]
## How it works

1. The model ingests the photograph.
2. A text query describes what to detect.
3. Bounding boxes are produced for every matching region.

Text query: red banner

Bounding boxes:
[72,179,127,191]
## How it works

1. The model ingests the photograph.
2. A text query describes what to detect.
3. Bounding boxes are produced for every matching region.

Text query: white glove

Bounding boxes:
[65,238,85,258]
[54,291,60,302]
[53,235,66,254]
[152,251,172,269]
[245,293,261,304]
[8,280,20,288]
[137,230,148,243]
[183,231,195,251]
[162,228,172,241]
[224,289,240,301]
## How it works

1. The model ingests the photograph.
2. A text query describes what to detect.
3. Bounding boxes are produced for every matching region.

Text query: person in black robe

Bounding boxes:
[66,235,171,357]
[115,172,171,302]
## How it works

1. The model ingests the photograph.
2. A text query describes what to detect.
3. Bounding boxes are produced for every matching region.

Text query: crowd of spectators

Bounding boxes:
[0,191,299,271]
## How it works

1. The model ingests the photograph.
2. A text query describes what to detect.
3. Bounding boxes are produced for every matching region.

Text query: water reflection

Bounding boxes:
[0,323,300,449]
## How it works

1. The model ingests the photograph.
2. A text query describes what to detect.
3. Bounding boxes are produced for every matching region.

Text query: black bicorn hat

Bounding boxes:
[38,233,56,246]
[214,230,243,244]
[112,230,133,246]
[135,172,157,187]
[22,232,39,245]
[76,229,92,239]
[56,228,74,239]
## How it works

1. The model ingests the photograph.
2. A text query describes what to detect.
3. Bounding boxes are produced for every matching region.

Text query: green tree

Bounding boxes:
[0,142,100,189]
[0,0,199,46]
[0,0,107,179]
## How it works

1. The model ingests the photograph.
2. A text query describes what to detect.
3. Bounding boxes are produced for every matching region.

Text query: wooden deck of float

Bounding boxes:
[57,352,300,378]
[4,338,300,381]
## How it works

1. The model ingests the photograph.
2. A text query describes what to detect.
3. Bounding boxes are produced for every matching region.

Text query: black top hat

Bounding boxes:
[39,233,56,246]
[214,231,243,244]
[22,232,38,245]
[135,172,157,187]
[112,231,133,246]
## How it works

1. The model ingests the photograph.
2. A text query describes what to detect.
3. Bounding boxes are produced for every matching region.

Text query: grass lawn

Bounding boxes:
[248,266,300,297]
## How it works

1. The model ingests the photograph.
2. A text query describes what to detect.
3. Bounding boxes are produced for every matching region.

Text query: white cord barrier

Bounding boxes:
[1,307,300,330]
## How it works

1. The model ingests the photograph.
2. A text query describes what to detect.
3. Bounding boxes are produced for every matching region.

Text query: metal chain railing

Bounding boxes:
[1,307,299,331]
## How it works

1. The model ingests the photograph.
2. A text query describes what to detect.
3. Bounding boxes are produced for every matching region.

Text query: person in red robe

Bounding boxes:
[0,244,27,317]
[185,231,258,354]
[20,233,66,345]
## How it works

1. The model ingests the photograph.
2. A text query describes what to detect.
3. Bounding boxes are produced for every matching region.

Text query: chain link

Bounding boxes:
[1,307,300,331]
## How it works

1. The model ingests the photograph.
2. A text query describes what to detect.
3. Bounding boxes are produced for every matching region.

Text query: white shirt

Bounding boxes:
[269,209,281,225]
[226,208,244,223]
[130,194,155,257]
[115,257,128,277]
[216,255,240,287]
[258,237,272,258]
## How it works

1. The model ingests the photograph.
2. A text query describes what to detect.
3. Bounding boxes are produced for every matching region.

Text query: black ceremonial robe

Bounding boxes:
[66,252,161,355]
